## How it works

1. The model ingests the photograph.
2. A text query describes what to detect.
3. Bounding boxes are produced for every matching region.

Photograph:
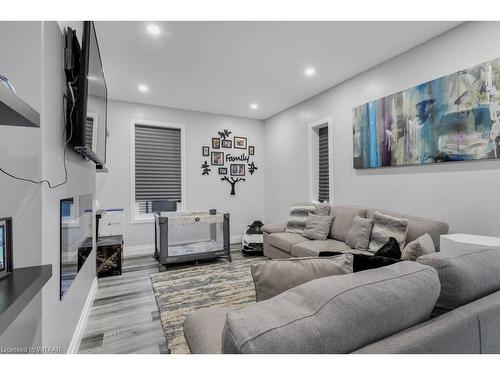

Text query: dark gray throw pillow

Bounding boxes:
[374,237,401,259]
[302,213,334,240]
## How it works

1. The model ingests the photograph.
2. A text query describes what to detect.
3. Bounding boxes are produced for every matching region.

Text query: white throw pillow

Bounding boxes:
[402,233,435,261]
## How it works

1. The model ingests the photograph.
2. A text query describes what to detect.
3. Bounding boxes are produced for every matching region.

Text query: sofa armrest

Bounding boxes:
[262,223,287,234]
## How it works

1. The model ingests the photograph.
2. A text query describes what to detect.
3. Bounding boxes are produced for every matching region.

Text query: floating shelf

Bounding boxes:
[0,265,52,335]
[96,164,108,173]
[0,83,40,128]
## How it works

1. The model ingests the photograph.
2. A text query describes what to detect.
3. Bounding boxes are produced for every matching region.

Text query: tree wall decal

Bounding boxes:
[201,161,211,175]
[218,129,232,140]
[221,176,246,195]
[248,161,258,175]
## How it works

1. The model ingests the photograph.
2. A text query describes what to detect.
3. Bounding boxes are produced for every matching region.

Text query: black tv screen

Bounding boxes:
[66,21,107,165]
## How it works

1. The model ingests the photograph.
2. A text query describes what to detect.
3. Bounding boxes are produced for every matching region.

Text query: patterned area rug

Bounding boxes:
[150,252,266,353]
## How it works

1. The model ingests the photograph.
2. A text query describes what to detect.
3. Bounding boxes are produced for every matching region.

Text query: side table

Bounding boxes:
[440,233,500,254]
[78,235,123,278]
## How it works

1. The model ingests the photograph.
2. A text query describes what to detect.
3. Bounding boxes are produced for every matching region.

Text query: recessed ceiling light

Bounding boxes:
[304,67,316,77]
[250,103,259,110]
[138,84,149,93]
[147,24,161,35]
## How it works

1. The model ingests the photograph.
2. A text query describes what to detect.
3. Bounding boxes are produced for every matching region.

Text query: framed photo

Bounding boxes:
[211,151,225,166]
[202,146,210,156]
[248,146,255,155]
[0,217,13,280]
[222,140,232,148]
[218,167,228,175]
[234,136,247,149]
[230,164,245,176]
[212,138,221,149]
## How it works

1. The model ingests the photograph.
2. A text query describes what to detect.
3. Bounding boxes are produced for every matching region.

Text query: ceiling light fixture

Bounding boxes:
[304,67,316,77]
[250,103,258,110]
[147,24,161,35]
[138,84,149,93]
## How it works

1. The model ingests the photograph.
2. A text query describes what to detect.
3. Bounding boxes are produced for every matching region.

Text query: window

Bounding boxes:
[309,118,331,204]
[61,198,79,226]
[131,120,185,221]
[318,126,329,202]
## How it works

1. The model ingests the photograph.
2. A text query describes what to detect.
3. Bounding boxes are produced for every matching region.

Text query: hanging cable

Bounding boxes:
[0,81,76,189]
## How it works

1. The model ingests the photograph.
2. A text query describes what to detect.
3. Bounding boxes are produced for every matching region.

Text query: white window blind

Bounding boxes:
[134,124,182,213]
[318,126,329,202]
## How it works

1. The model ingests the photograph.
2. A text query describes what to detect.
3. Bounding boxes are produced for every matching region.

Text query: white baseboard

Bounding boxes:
[231,235,242,244]
[68,277,98,354]
[124,244,154,258]
[124,236,242,259]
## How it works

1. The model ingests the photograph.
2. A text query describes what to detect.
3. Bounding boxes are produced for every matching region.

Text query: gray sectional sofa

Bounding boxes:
[263,205,449,259]
[183,246,500,353]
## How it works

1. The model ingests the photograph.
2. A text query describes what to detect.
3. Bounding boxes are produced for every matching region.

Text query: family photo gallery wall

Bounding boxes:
[201,129,258,195]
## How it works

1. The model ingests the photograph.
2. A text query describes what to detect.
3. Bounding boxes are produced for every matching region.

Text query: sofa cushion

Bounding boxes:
[345,216,373,250]
[401,233,435,261]
[291,239,358,257]
[262,223,286,234]
[302,214,335,240]
[417,247,500,310]
[251,254,353,302]
[268,232,309,254]
[285,202,317,234]
[356,290,500,354]
[221,261,440,353]
[367,209,449,251]
[368,211,408,252]
[329,206,368,242]
[183,307,229,354]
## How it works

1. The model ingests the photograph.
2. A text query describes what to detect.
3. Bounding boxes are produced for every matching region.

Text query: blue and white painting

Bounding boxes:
[353,57,500,168]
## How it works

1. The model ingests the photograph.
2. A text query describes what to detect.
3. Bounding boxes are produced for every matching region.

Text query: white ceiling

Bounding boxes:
[94,21,462,120]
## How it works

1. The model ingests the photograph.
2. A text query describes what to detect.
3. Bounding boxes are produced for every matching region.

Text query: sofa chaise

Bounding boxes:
[183,246,500,353]
[262,205,449,259]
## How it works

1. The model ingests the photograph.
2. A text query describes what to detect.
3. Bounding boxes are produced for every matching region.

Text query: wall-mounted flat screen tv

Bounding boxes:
[65,21,107,166]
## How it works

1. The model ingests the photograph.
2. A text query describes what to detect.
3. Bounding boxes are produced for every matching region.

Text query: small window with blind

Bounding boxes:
[309,120,331,204]
[132,121,184,220]
[318,126,329,203]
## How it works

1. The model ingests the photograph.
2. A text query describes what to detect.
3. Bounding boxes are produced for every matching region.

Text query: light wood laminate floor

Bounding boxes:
[78,245,242,354]
[78,255,168,354]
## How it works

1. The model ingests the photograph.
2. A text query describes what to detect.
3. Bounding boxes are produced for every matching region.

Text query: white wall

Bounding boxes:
[265,21,500,237]
[0,21,43,348]
[97,99,265,251]
[41,21,96,352]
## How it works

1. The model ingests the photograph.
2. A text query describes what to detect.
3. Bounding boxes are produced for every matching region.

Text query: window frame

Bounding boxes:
[61,197,80,228]
[130,119,186,224]
[308,117,333,204]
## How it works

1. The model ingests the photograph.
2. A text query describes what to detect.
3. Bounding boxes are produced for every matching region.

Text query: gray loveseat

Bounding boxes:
[183,246,500,353]
[263,205,449,258]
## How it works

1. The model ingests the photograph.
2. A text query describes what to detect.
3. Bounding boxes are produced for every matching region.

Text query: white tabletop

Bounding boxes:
[441,233,500,247]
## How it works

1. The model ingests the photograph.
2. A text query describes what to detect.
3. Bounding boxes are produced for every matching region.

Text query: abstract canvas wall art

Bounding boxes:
[353,57,500,168]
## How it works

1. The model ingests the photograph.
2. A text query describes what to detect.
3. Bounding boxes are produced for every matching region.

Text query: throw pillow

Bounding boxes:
[302,213,335,240]
[351,253,402,272]
[285,202,317,234]
[374,237,401,259]
[368,211,408,252]
[401,233,435,261]
[345,216,373,250]
[251,254,354,301]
